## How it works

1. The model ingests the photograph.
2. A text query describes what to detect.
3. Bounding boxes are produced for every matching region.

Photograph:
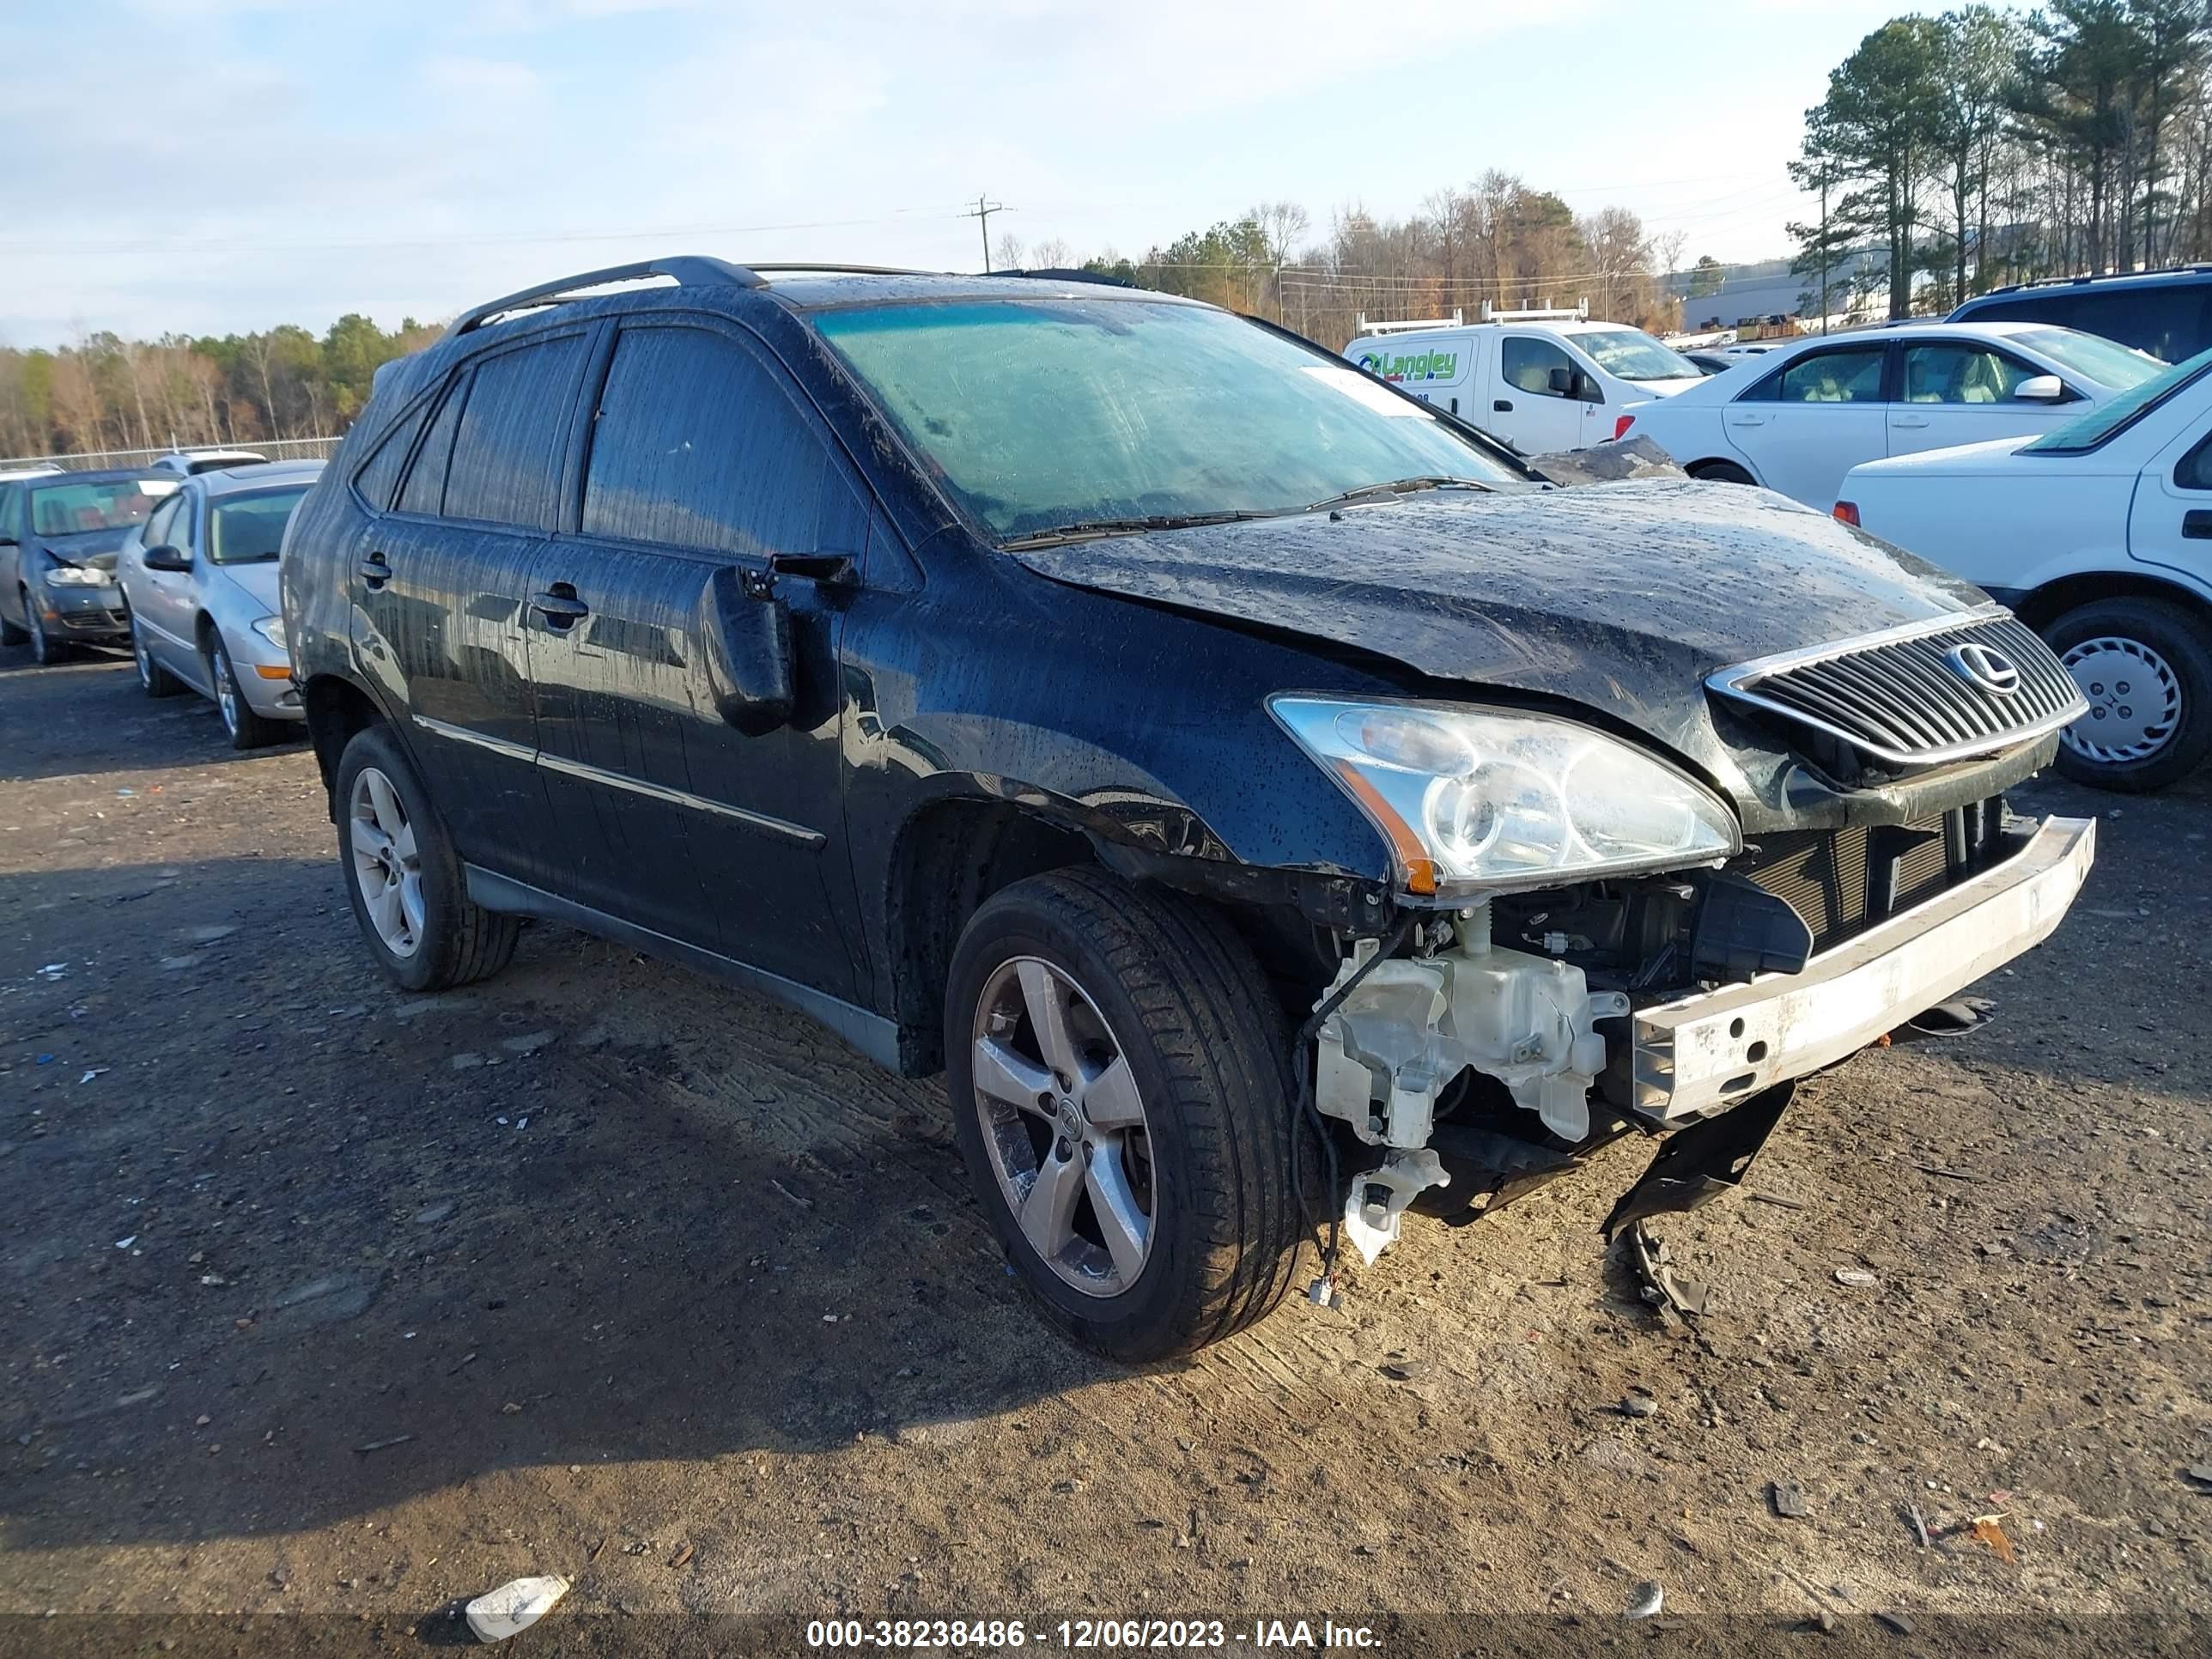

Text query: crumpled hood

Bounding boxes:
[39,526,135,570]
[1009,477,1994,798]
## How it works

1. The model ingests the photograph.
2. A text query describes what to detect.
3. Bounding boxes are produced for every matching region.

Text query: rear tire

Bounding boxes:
[134,618,184,697]
[1689,459,1757,485]
[2045,597,2212,793]
[334,724,519,992]
[945,867,1303,1363]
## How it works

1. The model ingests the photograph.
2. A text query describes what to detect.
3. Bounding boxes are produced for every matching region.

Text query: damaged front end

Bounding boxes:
[1308,803,2097,1270]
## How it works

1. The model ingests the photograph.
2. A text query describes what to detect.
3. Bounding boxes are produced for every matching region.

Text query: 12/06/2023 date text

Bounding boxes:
[805,1619,1382,1649]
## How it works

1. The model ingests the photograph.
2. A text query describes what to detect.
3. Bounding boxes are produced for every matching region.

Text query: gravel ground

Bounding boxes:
[2,647,2209,1657]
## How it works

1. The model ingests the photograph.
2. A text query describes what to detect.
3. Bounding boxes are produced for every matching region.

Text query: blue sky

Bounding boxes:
[1,0,1992,345]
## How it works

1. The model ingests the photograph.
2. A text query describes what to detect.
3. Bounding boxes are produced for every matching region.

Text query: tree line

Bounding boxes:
[0,315,440,463]
[1791,1,2212,319]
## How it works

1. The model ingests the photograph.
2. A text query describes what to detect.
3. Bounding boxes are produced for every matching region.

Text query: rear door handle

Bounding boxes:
[357,550,390,587]
[529,586,590,627]
[1492,398,1513,412]
[1727,414,1766,428]
[1892,414,1929,428]
[2184,509,2212,540]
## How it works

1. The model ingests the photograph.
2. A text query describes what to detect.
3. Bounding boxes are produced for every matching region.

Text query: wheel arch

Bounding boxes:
[884,793,1102,1075]
[301,672,395,815]
[2011,569,2212,635]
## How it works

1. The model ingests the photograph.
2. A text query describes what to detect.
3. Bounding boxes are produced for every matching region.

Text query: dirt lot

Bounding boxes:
[2,646,2209,1656]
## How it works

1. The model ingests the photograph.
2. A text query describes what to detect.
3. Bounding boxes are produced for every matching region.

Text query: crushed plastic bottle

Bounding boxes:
[465,1574,570,1643]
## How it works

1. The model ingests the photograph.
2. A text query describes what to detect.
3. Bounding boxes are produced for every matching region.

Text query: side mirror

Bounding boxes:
[696,564,794,736]
[2014,374,2066,403]
[143,544,192,571]
[1547,366,1577,396]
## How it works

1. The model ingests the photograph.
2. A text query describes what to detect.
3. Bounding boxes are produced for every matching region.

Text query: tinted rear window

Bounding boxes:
[440,334,589,530]
[1965,282,2208,363]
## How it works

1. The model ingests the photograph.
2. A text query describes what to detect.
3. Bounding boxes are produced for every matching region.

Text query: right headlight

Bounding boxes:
[1269,696,1741,896]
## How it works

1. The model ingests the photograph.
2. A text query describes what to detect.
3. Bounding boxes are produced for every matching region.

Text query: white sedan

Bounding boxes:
[1835,346,2212,793]
[1620,322,2162,509]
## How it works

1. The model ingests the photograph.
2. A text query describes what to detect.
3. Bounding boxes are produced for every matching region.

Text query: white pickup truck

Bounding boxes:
[1343,306,1705,454]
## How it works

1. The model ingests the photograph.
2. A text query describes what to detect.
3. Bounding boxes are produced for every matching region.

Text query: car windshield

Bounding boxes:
[2023,343,2212,454]
[2014,328,2163,391]
[812,298,1521,539]
[28,477,178,537]
[209,487,309,564]
[1573,328,1701,382]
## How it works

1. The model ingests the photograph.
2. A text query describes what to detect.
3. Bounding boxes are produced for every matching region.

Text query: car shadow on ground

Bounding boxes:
[0,836,1117,1553]
[0,651,308,782]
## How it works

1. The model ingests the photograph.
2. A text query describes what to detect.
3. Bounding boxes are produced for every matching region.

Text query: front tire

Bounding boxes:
[334,724,519,992]
[2045,597,2212,793]
[25,592,66,664]
[945,868,1303,1363]
[208,635,285,749]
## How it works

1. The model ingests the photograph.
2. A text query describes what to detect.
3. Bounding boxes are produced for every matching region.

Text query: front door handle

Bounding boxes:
[2184,509,2212,540]
[357,550,390,588]
[1492,398,1513,412]
[529,585,590,627]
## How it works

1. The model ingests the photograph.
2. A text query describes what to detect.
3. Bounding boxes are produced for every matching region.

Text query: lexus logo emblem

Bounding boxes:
[1946,641,2023,696]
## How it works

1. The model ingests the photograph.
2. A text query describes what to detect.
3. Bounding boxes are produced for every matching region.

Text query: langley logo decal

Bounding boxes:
[1356,348,1459,384]
[1946,640,2022,696]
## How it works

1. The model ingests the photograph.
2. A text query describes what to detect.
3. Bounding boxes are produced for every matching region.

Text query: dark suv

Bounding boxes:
[284,257,2098,1360]
[1951,265,2212,363]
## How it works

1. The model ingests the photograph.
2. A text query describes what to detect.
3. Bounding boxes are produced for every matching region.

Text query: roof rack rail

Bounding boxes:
[743,263,939,278]
[1354,309,1464,335]
[1479,299,1589,323]
[442,256,765,340]
[1006,267,1138,288]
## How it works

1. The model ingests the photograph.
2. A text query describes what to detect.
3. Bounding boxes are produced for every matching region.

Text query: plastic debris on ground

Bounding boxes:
[464,1574,569,1642]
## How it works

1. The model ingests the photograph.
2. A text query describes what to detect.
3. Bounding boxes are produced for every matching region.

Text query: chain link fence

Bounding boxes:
[0,437,343,474]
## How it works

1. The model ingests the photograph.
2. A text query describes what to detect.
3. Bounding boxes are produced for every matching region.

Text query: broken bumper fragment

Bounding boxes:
[1630,814,2095,1124]
[1310,814,2095,1266]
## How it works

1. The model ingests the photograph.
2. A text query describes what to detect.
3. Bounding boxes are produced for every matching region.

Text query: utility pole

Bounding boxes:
[963,195,1005,272]
[1819,167,1831,337]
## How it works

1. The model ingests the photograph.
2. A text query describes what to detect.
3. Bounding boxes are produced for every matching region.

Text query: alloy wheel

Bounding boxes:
[349,766,425,958]
[2060,635,2181,764]
[213,644,240,737]
[969,956,1155,1298]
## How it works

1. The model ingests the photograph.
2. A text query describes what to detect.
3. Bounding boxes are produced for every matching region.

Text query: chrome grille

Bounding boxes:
[1707,607,2086,767]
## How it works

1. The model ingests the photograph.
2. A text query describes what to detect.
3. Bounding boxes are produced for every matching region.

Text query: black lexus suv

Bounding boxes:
[283,257,2097,1360]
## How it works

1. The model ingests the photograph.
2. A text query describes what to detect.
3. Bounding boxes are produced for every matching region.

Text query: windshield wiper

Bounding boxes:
[1002,510,1265,550]
[1303,476,1496,512]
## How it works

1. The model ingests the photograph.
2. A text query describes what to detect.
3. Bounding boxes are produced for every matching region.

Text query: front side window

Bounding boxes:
[440,333,590,530]
[1900,343,2035,404]
[1572,328,1700,382]
[210,488,311,564]
[2013,327,2162,391]
[143,494,184,550]
[1771,348,1886,404]
[1501,335,1578,398]
[28,477,176,537]
[581,324,859,557]
[2177,429,2212,491]
[814,298,1519,539]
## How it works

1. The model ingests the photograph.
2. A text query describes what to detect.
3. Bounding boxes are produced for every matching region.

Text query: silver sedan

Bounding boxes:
[115,461,321,748]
